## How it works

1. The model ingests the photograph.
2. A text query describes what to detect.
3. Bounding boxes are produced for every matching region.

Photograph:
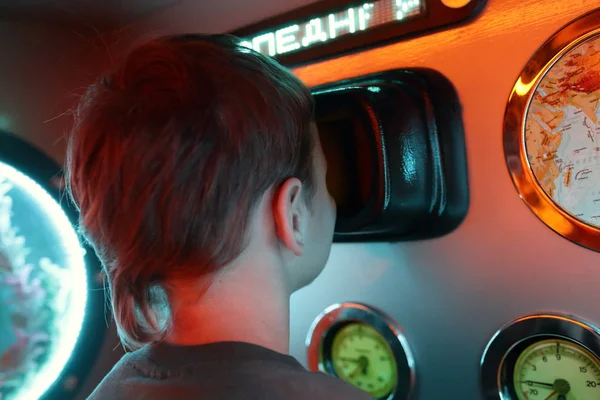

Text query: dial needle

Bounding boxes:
[520,380,554,388]
[544,391,557,400]
[348,364,362,378]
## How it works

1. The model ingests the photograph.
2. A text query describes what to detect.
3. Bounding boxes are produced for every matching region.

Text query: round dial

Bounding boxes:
[329,322,397,398]
[523,33,600,229]
[513,339,600,400]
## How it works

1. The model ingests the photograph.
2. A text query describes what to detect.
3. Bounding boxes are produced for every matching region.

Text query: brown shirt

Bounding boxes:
[87,341,374,400]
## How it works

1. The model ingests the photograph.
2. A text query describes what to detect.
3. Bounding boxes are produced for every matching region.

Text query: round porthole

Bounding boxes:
[0,131,106,400]
[503,9,600,252]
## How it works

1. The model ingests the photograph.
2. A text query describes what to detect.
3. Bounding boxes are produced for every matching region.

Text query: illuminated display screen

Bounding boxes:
[0,131,107,400]
[0,163,87,400]
[234,0,484,65]
[240,0,423,58]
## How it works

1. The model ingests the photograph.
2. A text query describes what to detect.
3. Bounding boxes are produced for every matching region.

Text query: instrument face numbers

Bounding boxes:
[330,323,398,398]
[513,339,600,400]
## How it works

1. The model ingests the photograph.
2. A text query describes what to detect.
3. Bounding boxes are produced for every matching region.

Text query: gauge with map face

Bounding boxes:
[504,9,600,252]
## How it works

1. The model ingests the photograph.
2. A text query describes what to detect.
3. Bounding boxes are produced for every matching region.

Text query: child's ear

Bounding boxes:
[272,177,306,257]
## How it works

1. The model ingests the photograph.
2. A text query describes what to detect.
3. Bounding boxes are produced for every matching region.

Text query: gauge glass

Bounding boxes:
[329,322,397,398]
[513,338,600,400]
[524,33,600,229]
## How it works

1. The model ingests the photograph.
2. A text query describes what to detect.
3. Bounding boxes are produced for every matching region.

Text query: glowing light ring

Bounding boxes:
[0,161,87,400]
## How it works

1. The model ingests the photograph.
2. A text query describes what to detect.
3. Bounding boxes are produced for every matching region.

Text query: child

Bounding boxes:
[65,34,372,400]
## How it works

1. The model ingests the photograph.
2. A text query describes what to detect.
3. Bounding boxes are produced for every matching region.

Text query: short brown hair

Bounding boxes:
[65,34,315,350]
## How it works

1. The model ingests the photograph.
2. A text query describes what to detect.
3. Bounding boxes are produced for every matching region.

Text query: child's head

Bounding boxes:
[65,34,336,350]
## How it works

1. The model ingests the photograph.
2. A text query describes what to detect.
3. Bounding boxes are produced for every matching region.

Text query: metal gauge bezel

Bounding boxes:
[503,8,600,252]
[306,302,415,399]
[480,313,600,399]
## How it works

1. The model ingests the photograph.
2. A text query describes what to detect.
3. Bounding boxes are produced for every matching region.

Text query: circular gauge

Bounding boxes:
[481,313,600,399]
[512,339,600,400]
[503,9,600,252]
[330,323,398,398]
[306,303,414,399]
[0,131,106,400]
